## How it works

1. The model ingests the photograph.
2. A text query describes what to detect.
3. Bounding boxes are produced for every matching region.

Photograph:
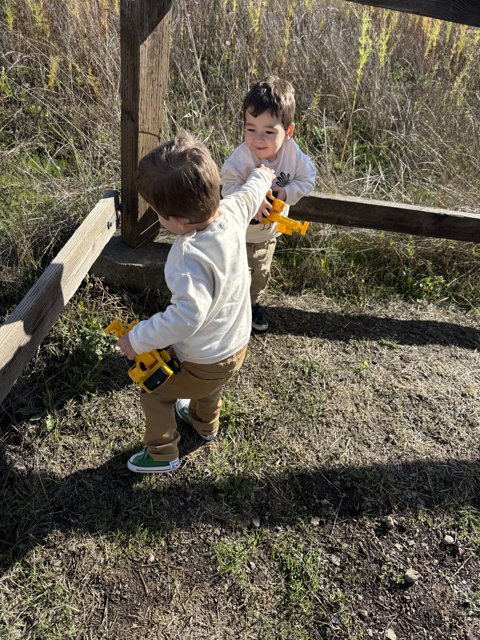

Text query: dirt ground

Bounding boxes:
[1,291,479,639]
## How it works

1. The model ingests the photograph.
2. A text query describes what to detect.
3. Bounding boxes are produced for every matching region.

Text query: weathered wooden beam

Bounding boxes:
[290,192,480,243]
[0,192,119,406]
[346,1,480,26]
[120,0,173,248]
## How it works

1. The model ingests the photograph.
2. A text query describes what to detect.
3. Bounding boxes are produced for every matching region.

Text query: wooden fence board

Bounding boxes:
[0,192,118,406]
[290,192,480,243]
[347,0,480,26]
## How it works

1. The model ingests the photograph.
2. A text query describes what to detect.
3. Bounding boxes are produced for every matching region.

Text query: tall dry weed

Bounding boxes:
[0,0,121,297]
[1,0,479,299]
[1,0,120,170]
[166,1,479,212]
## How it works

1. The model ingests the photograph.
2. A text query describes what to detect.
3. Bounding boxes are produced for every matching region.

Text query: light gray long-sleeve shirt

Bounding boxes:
[221,138,316,244]
[128,168,272,363]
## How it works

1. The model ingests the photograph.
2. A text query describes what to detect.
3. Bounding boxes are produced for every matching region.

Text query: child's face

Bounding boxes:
[244,109,294,162]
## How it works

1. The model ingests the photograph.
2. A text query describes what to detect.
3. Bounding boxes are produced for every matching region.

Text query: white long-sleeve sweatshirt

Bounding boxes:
[220,138,316,244]
[128,168,272,364]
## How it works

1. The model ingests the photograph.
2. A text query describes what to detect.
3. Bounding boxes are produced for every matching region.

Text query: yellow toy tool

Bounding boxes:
[260,195,309,236]
[105,319,180,393]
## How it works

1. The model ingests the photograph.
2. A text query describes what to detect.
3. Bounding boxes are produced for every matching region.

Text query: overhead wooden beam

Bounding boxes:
[346,1,480,26]
[120,0,173,248]
[0,192,119,406]
[290,192,480,243]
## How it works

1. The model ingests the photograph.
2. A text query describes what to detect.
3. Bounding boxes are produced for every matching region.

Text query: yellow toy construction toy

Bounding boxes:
[105,319,180,393]
[260,195,309,236]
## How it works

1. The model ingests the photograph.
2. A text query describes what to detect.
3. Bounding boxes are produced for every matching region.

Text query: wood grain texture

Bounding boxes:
[346,0,480,26]
[290,192,480,242]
[0,193,118,405]
[120,0,173,248]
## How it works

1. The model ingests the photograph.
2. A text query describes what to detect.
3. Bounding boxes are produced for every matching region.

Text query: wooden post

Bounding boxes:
[120,0,173,248]
[346,1,480,26]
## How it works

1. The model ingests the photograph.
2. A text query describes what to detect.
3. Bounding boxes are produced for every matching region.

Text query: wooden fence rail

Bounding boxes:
[347,0,480,26]
[0,192,118,406]
[290,193,480,243]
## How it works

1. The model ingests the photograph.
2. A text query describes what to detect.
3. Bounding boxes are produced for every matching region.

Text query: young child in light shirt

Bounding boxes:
[117,134,275,473]
[221,76,316,332]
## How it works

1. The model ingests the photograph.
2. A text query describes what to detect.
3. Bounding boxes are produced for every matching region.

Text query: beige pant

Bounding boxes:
[140,345,247,461]
[246,238,277,304]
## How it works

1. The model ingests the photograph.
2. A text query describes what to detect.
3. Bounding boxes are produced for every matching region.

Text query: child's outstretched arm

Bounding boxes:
[225,165,276,225]
[255,164,277,219]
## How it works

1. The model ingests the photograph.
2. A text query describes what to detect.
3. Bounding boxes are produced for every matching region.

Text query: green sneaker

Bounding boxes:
[127,448,180,474]
[175,398,193,426]
[175,399,218,442]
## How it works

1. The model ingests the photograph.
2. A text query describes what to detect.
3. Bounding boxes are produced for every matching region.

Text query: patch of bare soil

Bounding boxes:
[1,292,479,639]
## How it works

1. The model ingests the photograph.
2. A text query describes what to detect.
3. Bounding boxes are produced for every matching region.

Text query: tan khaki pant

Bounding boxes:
[246,238,277,304]
[140,345,247,461]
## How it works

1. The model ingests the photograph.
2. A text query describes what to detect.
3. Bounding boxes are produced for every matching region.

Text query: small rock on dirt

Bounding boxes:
[404,568,421,584]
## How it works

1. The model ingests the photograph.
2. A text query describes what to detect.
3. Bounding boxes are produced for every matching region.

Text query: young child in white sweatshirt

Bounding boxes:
[117,134,275,473]
[221,76,316,332]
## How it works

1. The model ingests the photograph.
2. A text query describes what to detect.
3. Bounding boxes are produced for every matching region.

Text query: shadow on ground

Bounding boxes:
[266,305,480,349]
[2,303,480,570]
[1,443,478,570]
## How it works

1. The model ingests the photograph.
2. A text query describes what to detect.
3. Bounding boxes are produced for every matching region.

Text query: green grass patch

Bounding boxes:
[215,530,262,587]
[275,230,480,311]
[210,395,266,507]
[266,523,362,640]
[0,551,93,639]
[107,522,174,558]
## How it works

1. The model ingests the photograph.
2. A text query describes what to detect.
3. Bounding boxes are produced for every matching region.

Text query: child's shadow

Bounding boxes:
[176,417,215,456]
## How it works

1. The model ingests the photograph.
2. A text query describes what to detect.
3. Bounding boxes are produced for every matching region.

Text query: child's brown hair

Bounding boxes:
[135,134,220,224]
[242,76,295,129]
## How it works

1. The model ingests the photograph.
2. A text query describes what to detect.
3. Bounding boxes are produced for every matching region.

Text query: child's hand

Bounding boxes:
[256,201,271,221]
[117,333,137,360]
[258,164,276,182]
[256,188,273,221]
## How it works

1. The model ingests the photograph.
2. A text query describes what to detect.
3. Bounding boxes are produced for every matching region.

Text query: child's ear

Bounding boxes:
[285,122,295,139]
